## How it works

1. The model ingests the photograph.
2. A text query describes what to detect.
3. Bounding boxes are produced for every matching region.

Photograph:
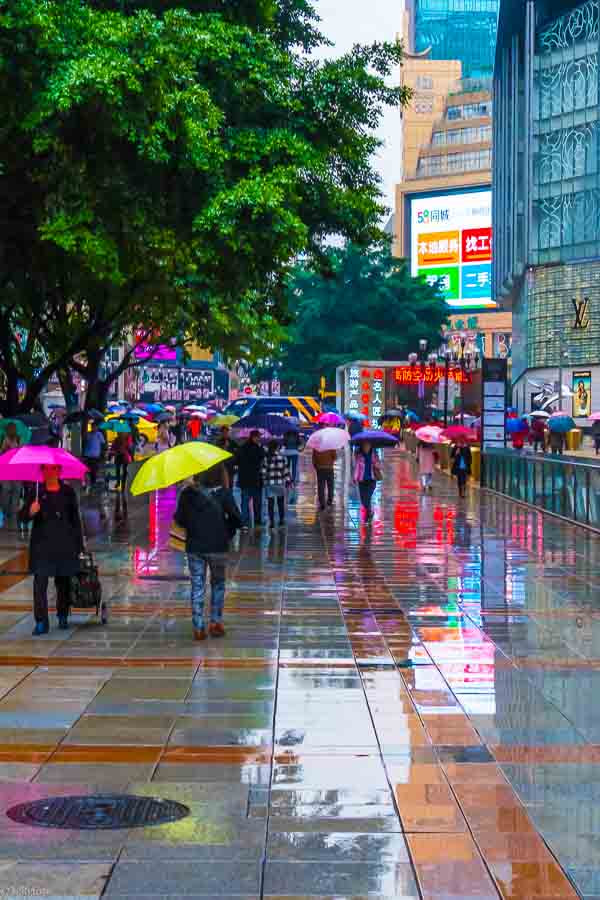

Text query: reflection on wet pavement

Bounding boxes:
[0,452,597,896]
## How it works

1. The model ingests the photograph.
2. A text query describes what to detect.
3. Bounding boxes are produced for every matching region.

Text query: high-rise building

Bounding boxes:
[394,0,509,373]
[406,0,500,78]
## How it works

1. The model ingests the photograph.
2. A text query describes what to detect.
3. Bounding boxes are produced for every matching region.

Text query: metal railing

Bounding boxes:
[482,448,600,528]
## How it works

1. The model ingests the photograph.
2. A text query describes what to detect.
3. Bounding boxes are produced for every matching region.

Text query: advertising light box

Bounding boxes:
[410,190,496,310]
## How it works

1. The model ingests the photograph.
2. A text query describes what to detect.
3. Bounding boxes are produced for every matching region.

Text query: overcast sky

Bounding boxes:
[314,0,402,220]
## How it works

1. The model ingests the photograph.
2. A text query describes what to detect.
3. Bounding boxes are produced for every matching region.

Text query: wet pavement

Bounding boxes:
[0,452,598,897]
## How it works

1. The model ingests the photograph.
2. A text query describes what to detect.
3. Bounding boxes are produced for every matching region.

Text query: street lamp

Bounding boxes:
[452,335,480,424]
[438,335,453,427]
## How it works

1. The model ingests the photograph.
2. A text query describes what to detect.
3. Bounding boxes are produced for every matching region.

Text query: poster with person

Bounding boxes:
[572,371,591,417]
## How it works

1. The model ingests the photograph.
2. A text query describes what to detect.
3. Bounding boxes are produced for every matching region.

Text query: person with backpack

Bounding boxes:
[174,467,242,641]
[261,439,292,528]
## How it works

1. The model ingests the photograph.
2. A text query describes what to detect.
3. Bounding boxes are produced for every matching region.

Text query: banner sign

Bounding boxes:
[481,358,507,450]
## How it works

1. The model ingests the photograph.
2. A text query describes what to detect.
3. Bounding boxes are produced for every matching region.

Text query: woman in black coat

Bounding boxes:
[451,441,472,499]
[21,464,84,635]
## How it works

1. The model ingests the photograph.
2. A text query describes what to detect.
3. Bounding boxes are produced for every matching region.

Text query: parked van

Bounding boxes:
[222,395,321,427]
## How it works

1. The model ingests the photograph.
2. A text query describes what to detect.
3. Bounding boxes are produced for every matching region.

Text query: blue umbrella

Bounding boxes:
[505,417,528,434]
[232,414,298,437]
[405,410,419,422]
[351,429,399,449]
[548,413,575,433]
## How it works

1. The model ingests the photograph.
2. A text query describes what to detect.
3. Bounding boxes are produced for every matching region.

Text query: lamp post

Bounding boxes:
[438,336,453,427]
[452,335,480,424]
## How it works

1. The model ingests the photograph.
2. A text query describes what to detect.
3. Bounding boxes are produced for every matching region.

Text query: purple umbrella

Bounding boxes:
[350,429,399,449]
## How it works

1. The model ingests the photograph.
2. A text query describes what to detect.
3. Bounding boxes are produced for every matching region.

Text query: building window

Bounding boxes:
[431,124,491,145]
[416,148,491,176]
[416,75,433,90]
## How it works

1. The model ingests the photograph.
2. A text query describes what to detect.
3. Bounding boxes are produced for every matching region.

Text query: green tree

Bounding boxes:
[0,1,408,413]
[281,244,448,394]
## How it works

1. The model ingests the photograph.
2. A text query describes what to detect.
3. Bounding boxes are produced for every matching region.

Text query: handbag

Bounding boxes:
[169,520,187,552]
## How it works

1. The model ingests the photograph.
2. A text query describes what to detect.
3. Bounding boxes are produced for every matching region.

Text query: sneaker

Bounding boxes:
[210,623,226,638]
[193,627,207,641]
[32,621,49,636]
[57,615,69,630]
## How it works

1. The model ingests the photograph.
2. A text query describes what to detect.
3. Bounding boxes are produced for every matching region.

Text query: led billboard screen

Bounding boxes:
[410,189,496,310]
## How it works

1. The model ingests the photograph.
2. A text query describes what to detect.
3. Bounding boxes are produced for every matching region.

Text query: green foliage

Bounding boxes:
[281,244,449,394]
[0,0,409,412]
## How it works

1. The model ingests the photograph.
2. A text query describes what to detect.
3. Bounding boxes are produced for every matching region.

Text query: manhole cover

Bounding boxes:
[6,794,190,830]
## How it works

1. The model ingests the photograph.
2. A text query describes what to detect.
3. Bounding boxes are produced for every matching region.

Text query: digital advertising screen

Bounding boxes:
[410,189,496,310]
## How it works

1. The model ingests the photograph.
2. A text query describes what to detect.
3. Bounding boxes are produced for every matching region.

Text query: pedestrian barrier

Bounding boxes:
[482,447,600,529]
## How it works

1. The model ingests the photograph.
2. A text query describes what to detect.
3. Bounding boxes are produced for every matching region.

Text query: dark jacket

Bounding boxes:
[175,485,241,555]
[451,445,472,476]
[236,441,265,490]
[215,437,238,481]
[22,484,84,577]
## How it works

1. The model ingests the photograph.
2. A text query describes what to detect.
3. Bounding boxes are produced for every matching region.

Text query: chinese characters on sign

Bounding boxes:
[346,366,361,415]
[410,191,496,310]
[394,366,473,385]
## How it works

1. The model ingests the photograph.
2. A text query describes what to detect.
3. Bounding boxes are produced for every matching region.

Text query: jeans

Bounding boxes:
[187,553,226,628]
[241,488,262,527]
[456,470,468,495]
[316,469,334,507]
[284,451,299,483]
[1,482,20,516]
[33,575,70,625]
[268,495,285,525]
[115,457,129,490]
[358,479,376,516]
[85,457,100,486]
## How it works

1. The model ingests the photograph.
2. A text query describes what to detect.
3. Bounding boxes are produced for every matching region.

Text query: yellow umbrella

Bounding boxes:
[130,442,232,496]
[211,414,240,427]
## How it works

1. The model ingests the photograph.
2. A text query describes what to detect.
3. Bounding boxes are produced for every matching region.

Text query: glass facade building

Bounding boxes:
[494,0,600,416]
[413,0,500,77]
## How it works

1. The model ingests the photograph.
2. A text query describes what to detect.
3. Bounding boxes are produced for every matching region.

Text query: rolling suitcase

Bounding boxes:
[70,551,108,624]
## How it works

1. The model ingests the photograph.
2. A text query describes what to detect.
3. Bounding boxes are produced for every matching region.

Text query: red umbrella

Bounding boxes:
[441,425,478,443]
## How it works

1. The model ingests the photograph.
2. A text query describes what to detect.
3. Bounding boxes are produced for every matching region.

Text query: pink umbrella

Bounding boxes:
[306,427,349,452]
[317,412,345,427]
[589,412,600,421]
[0,446,88,482]
[415,425,444,444]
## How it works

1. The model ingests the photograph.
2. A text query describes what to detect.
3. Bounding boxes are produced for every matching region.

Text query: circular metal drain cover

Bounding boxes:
[6,794,190,830]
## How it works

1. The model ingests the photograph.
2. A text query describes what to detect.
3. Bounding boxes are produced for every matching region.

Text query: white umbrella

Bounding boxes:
[306,427,349,452]
[528,410,550,419]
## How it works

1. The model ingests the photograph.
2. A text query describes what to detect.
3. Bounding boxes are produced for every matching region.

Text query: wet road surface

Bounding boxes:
[0,452,597,898]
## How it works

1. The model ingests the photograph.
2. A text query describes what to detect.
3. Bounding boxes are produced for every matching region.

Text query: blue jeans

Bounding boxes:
[241,488,262,527]
[187,553,226,628]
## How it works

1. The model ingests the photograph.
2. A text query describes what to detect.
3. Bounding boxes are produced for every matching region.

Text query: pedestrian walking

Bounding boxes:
[417,441,436,492]
[530,417,546,453]
[261,439,291,528]
[110,432,133,492]
[236,430,265,529]
[20,464,84,635]
[174,468,242,640]
[353,440,382,522]
[154,422,175,454]
[282,429,302,488]
[451,439,472,498]
[83,421,106,489]
[0,422,22,518]
[215,426,237,489]
[593,421,600,455]
[312,446,336,510]
[549,430,565,456]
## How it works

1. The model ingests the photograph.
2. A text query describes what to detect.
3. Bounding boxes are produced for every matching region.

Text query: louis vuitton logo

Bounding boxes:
[572,296,590,330]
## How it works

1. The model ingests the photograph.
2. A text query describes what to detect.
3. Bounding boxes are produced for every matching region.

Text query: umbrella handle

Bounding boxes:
[36,481,39,501]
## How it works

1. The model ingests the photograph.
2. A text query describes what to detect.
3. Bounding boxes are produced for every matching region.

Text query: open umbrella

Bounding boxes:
[0,419,32,445]
[588,412,600,422]
[528,410,550,419]
[306,427,350,452]
[345,411,367,421]
[415,425,444,444]
[548,411,575,433]
[0,445,88,483]
[441,425,477,443]
[317,412,345,427]
[212,414,240,428]
[130,442,231,495]
[100,419,131,434]
[156,412,173,423]
[350,429,399,449]
[505,417,528,434]
[232,414,295,438]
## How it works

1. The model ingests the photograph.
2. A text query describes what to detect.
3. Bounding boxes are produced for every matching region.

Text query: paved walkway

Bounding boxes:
[0,453,598,897]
